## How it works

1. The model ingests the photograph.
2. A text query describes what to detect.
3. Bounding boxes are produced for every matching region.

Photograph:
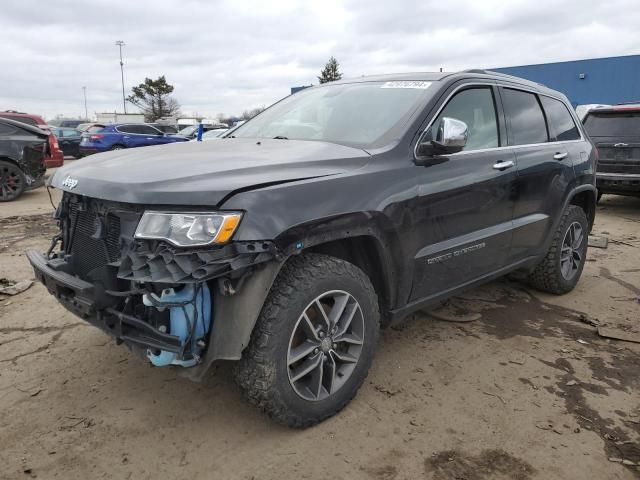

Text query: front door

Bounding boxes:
[409,85,517,302]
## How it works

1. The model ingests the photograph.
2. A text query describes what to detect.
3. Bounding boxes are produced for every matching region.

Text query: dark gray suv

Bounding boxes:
[28,70,596,427]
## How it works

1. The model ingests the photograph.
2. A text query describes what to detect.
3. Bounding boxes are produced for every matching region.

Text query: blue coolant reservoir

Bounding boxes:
[143,283,211,367]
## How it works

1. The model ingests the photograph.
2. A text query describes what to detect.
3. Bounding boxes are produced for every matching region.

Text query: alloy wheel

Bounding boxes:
[560,221,584,280]
[287,290,365,401]
[0,164,23,201]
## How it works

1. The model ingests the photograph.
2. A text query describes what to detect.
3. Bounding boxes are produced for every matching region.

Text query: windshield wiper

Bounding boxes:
[273,135,289,140]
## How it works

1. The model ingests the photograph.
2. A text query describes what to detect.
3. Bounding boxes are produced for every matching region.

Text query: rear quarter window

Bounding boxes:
[540,96,581,141]
[502,88,548,146]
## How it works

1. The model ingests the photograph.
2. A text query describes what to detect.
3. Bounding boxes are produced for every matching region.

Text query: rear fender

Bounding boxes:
[535,184,597,262]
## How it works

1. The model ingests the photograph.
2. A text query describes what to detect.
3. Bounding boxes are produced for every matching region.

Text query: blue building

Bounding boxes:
[492,54,640,107]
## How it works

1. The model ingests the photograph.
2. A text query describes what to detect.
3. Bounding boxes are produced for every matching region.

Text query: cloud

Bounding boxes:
[0,0,638,119]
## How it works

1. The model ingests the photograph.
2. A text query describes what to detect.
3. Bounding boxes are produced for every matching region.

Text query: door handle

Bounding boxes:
[493,160,515,170]
[553,152,568,160]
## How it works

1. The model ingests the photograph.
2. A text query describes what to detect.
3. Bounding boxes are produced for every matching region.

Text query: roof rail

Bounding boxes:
[460,69,548,88]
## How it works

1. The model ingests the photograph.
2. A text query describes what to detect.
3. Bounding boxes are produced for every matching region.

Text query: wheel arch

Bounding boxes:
[0,156,22,168]
[567,185,597,232]
[274,212,404,318]
[304,235,394,319]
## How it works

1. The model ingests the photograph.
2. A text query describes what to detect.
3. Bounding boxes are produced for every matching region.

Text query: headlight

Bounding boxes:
[134,211,242,247]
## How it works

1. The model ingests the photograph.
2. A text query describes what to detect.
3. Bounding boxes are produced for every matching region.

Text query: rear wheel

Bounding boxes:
[0,160,26,202]
[110,144,125,150]
[527,205,588,294]
[235,253,380,427]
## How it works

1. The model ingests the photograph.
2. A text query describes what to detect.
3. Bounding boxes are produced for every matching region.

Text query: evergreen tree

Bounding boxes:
[127,76,180,121]
[318,56,343,84]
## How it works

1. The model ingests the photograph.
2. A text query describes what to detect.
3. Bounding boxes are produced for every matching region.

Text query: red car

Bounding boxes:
[0,110,64,168]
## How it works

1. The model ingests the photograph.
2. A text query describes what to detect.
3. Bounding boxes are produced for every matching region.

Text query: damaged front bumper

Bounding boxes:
[28,193,284,378]
[28,250,187,355]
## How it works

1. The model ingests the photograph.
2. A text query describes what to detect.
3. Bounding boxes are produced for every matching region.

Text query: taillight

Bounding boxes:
[49,134,59,149]
[89,134,104,142]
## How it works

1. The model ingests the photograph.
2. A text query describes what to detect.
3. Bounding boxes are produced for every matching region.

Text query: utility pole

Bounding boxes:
[115,40,127,113]
[82,86,88,120]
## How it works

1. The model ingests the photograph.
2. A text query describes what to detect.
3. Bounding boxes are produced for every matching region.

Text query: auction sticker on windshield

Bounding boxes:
[381,81,432,89]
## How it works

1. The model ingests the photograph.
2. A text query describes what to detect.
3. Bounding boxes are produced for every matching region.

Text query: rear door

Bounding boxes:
[409,84,518,301]
[136,125,166,145]
[115,125,141,147]
[501,87,577,261]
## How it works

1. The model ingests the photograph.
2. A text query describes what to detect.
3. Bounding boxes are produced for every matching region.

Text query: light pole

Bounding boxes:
[115,40,127,113]
[82,86,88,120]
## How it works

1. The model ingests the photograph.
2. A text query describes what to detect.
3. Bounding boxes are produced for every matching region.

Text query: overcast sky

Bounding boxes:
[1,0,638,120]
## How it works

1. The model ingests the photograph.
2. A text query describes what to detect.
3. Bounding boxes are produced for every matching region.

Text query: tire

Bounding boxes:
[235,253,380,428]
[0,160,26,202]
[110,144,125,150]
[527,205,588,294]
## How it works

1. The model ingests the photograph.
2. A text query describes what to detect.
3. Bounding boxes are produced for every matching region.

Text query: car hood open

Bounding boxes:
[50,138,370,206]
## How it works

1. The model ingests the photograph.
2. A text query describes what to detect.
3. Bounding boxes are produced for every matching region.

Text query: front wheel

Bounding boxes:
[235,253,380,427]
[527,205,588,294]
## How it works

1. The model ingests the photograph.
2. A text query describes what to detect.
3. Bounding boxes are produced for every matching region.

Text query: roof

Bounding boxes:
[0,110,46,124]
[585,105,640,114]
[324,69,561,97]
[0,117,48,135]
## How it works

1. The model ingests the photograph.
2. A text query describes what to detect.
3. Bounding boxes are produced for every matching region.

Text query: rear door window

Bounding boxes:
[137,125,162,135]
[117,125,139,134]
[502,89,548,146]
[540,96,581,141]
[584,112,640,137]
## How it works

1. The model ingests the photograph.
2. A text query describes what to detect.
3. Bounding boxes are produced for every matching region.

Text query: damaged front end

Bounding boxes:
[28,192,280,373]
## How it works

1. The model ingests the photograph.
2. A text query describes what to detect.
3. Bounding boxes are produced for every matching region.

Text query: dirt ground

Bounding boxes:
[1,177,639,479]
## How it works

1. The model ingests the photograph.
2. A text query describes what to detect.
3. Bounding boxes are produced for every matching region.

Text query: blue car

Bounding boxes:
[79,123,188,156]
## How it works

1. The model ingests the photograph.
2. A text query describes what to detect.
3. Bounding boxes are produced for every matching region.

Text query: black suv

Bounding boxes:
[0,118,49,201]
[28,70,596,427]
[583,105,640,199]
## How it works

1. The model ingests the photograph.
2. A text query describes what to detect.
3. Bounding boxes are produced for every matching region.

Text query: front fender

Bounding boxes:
[179,259,285,382]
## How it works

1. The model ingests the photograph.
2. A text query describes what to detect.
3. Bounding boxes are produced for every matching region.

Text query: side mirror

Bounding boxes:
[433,117,469,152]
[415,117,469,165]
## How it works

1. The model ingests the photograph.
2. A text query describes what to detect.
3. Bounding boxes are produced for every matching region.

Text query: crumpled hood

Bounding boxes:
[51,138,370,206]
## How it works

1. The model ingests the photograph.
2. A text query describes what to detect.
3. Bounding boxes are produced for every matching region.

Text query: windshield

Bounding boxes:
[584,112,640,137]
[232,81,433,148]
